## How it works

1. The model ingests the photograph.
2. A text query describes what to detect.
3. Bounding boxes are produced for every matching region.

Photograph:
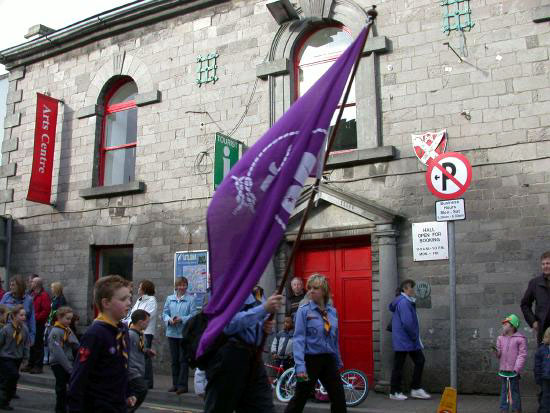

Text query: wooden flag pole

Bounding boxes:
[275,6,378,298]
[257,7,378,357]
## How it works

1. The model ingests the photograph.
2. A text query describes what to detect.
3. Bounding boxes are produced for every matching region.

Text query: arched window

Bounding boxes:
[295,26,357,152]
[100,78,138,186]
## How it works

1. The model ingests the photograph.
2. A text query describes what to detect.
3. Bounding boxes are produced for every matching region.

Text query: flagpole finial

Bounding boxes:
[367,5,377,21]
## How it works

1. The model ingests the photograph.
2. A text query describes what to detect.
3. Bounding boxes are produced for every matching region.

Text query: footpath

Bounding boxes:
[19,369,539,412]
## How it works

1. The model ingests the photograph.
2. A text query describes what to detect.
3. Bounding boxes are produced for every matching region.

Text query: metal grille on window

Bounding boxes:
[196,52,219,86]
[441,0,474,35]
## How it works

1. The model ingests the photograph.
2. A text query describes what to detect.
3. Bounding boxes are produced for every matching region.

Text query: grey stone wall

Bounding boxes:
[1,0,549,389]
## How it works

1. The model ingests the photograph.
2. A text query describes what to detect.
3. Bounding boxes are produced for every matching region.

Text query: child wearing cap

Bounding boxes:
[494,314,527,413]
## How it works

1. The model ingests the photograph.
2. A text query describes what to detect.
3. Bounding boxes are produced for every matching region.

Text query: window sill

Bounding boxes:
[326,146,396,169]
[79,181,145,199]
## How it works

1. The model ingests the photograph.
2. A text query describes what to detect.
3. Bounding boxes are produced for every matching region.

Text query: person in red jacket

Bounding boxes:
[22,276,51,374]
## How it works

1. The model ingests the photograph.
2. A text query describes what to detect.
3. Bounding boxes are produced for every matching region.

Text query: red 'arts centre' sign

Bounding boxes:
[27,93,59,204]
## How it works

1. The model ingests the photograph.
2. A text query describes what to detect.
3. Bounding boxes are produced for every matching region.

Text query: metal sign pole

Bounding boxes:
[449,220,457,388]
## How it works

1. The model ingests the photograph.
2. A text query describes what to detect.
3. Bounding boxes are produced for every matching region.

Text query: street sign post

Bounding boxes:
[425,152,473,390]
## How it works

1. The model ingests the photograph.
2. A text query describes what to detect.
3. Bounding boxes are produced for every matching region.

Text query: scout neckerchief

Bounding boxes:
[54,321,71,346]
[11,320,23,345]
[96,313,128,368]
[129,324,145,352]
[318,308,331,336]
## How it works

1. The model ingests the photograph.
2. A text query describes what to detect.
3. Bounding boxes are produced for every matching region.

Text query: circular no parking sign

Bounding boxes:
[426,152,472,200]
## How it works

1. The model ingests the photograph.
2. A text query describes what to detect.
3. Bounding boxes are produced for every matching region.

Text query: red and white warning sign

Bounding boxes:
[412,129,447,166]
[426,152,472,200]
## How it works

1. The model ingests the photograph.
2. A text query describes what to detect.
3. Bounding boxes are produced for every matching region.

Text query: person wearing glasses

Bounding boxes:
[285,273,346,413]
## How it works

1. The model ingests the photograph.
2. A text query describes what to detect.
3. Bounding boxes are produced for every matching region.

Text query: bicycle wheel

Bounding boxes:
[276,367,296,403]
[341,369,369,407]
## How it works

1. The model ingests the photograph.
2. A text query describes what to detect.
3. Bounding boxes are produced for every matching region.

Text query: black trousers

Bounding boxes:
[204,342,275,413]
[284,354,346,413]
[29,321,46,368]
[168,337,188,389]
[0,357,20,406]
[144,334,154,389]
[390,350,425,394]
[51,364,70,413]
[128,377,148,413]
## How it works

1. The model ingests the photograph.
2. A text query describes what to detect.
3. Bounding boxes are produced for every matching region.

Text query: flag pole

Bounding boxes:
[275,6,378,298]
[257,7,378,357]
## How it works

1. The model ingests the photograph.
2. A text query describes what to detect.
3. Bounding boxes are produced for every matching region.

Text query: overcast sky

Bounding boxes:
[0,0,135,74]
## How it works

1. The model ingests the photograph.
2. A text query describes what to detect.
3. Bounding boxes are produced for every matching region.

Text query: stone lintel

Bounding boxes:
[326,145,396,169]
[533,5,550,23]
[256,58,290,80]
[135,90,161,107]
[76,105,103,119]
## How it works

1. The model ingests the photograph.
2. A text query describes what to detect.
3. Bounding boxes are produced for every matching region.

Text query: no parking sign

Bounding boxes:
[426,152,472,200]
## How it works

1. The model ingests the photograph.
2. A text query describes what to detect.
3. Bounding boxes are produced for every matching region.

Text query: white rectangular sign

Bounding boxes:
[436,199,465,222]
[412,221,449,261]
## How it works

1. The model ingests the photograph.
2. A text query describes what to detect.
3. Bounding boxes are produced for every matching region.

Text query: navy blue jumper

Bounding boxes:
[67,319,130,413]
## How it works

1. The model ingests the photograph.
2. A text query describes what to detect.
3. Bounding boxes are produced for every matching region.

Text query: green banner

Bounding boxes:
[213,133,243,189]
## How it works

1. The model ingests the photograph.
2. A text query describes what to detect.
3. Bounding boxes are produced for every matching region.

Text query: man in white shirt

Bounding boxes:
[123,280,158,389]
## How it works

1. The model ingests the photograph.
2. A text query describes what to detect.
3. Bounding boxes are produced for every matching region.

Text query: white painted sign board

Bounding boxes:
[436,199,466,222]
[412,221,449,261]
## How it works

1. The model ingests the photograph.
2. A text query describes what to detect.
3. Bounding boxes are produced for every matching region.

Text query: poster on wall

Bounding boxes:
[174,250,208,308]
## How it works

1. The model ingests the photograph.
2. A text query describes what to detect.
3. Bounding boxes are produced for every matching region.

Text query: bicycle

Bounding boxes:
[275,366,369,407]
[264,357,294,389]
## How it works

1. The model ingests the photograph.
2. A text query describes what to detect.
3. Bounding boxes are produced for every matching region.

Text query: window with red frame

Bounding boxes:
[100,79,138,186]
[295,26,357,152]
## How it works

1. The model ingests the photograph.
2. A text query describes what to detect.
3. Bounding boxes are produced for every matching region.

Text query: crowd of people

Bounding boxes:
[0,253,549,412]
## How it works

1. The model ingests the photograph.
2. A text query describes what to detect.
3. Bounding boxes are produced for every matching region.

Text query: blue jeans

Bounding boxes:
[500,375,521,411]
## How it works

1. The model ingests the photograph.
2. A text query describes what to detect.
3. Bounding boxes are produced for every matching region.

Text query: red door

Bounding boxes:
[294,237,373,384]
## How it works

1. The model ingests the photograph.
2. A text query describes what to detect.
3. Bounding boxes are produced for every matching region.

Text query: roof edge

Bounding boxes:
[0,0,230,69]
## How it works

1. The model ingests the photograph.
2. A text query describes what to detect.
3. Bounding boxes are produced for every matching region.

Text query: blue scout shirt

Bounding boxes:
[224,294,267,346]
[162,292,196,338]
[293,300,343,375]
[67,318,130,412]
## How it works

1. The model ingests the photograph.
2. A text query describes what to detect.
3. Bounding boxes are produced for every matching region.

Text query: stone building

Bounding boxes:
[0,0,549,392]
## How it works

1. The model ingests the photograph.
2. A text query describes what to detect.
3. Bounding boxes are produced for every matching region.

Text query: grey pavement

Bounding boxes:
[18,368,540,412]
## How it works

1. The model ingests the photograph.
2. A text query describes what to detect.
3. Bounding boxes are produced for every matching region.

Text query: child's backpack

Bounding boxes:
[183,299,262,370]
[182,312,227,370]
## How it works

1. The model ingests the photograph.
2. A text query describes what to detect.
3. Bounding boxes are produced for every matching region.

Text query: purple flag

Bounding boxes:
[198,27,368,357]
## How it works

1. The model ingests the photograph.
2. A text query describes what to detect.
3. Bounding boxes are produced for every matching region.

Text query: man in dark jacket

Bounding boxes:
[389,279,431,401]
[285,277,305,320]
[24,276,51,374]
[521,251,550,345]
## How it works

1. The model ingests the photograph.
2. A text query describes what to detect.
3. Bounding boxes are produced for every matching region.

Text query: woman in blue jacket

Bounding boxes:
[284,273,346,413]
[0,275,36,345]
[388,279,431,401]
[162,277,196,394]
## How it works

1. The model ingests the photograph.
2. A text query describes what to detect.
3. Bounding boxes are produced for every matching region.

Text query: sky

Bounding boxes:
[0,0,136,74]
